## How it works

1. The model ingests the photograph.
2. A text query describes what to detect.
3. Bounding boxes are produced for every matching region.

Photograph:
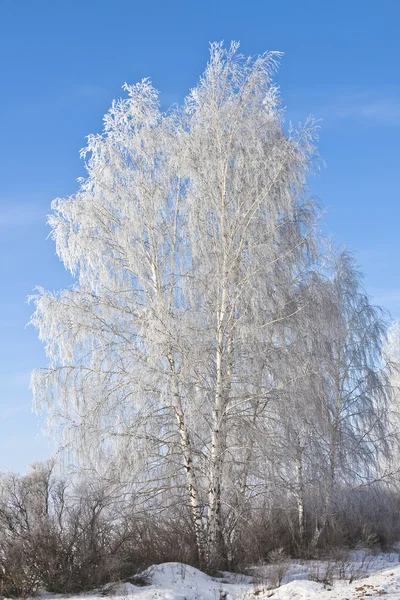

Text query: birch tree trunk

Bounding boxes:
[168,354,206,565]
[295,443,306,546]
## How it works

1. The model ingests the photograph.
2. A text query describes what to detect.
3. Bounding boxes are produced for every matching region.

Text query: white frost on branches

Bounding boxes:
[30,42,392,568]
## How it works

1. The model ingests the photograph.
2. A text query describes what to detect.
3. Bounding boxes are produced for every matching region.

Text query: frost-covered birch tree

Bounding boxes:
[274,251,391,549]
[382,321,400,475]
[310,251,391,546]
[31,42,322,567]
[247,249,392,551]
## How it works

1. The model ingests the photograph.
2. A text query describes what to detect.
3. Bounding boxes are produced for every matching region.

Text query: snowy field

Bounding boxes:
[32,550,400,600]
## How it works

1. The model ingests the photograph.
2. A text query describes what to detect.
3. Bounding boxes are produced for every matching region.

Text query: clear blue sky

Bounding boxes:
[1,0,399,473]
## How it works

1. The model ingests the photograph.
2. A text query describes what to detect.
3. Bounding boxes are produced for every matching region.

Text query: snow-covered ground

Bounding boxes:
[32,551,400,600]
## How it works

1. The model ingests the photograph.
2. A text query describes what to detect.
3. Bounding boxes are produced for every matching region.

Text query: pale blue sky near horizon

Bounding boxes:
[0,0,399,473]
